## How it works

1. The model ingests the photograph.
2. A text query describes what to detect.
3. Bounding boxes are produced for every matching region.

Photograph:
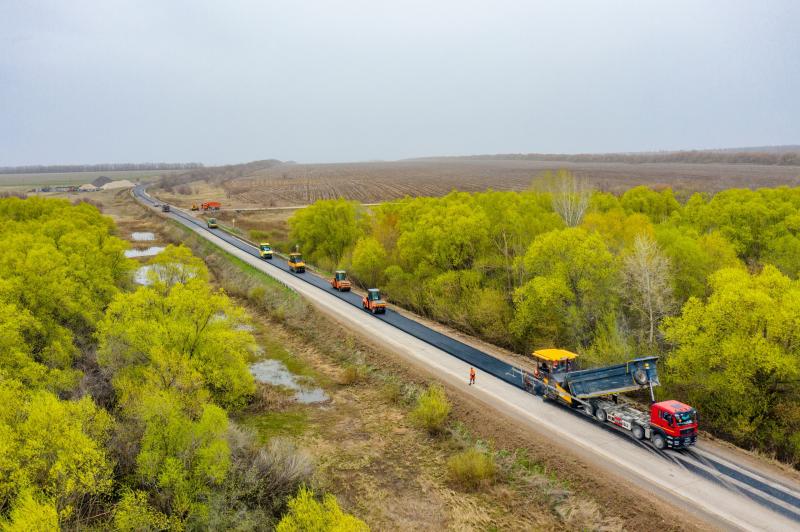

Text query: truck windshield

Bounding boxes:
[292,255,302,262]
[336,272,345,280]
[369,291,380,301]
[675,410,696,425]
[261,245,270,251]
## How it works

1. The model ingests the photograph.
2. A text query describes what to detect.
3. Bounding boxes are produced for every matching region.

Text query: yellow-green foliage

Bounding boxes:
[663,266,800,461]
[0,197,132,393]
[0,379,113,523]
[0,198,296,529]
[288,198,366,268]
[350,236,388,288]
[112,490,169,532]
[2,489,59,532]
[97,246,255,411]
[446,448,496,490]
[410,385,451,434]
[276,486,369,532]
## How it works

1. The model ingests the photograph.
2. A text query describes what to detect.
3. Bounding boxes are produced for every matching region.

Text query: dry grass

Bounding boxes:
[339,363,369,385]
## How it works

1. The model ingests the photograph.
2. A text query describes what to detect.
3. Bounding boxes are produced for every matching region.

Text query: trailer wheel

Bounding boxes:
[595,408,607,422]
[652,433,666,450]
[633,368,649,385]
[632,425,645,440]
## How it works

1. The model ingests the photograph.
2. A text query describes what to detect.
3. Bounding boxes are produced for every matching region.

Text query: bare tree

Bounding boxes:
[623,234,674,346]
[534,170,592,227]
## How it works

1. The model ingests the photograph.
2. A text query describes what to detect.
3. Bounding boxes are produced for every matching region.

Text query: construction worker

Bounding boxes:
[469,367,476,385]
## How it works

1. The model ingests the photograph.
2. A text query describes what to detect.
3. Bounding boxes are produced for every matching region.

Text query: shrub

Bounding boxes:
[249,229,271,242]
[340,364,368,385]
[276,486,368,532]
[446,448,496,490]
[410,385,451,434]
[380,378,402,404]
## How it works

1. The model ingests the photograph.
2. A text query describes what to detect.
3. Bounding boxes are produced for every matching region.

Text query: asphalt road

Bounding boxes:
[135,186,800,531]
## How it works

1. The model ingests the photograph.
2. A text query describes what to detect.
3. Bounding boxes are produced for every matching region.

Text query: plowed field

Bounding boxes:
[224,158,800,207]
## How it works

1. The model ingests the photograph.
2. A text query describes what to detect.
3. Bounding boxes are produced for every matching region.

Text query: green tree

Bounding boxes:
[350,237,388,288]
[620,186,680,222]
[289,199,365,268]
[662,266,800,460]
[2,490,59,532]
[395,192,490,272]
[511,228,620,350]
[0,378,113,523]
[97,280,255,410]
[146,244,209,291]
[655,226,740,303]
[113,490,170,532]
[276,487,368,532]
[135,392,230,524]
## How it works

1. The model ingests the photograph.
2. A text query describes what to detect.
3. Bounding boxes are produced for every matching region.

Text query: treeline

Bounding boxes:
[288,175,800,465]
[0,162,204,174]
[0,197,363,529]
[438,149,800,166]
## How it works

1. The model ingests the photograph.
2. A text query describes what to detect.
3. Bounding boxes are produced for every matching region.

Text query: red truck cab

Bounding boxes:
[650,400,698,449]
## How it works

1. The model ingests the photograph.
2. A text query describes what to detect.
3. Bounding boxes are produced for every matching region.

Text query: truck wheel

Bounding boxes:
[652,433,666,450]
[595,408,607,422]
[632,425,645,440]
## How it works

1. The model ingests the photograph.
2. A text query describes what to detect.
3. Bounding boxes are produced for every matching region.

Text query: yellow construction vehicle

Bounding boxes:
[259,242,273,260]
[288,252,305,273]
[207,217,218,229]
[191,203,199,211]
[528,349,579,405]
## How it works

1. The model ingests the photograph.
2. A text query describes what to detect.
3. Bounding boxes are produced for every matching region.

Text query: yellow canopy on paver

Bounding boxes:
[532,348,579,362]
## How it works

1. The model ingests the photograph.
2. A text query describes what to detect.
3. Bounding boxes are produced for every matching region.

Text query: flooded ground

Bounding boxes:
[250,359,329,404]
[134,265,154,285]
[125,246,164,258]
[131,231,156,241]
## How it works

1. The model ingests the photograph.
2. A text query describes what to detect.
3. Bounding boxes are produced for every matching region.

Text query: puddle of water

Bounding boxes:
[125,246,165,258]
[250,359,328,404]
[134,263,193,286]
[131,232,155,241]
[134,265,154,285]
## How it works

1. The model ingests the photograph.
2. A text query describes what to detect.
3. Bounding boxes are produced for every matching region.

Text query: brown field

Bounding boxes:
[159,158,800,209]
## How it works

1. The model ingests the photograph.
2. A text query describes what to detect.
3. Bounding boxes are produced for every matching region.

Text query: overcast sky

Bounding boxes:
[1,1,798,166]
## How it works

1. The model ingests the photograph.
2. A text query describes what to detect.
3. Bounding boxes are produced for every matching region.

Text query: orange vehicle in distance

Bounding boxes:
[330,270,351,292]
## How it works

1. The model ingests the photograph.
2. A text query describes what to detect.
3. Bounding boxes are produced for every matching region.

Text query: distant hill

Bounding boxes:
[421,146,800,166]
[91,175,113,188]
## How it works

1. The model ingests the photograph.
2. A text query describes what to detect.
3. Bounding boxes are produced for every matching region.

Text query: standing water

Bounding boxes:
[249,360,328,404]
[131,232,155,241]
[125,246,164,258]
